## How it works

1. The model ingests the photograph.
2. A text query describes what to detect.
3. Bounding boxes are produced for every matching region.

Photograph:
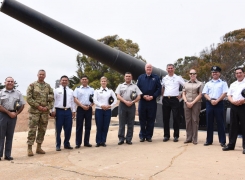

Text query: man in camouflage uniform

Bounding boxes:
[26,69,54,156]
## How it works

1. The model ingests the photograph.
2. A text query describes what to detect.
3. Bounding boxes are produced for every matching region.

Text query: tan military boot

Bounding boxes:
[36,143,46,154]
[27,145,34,156]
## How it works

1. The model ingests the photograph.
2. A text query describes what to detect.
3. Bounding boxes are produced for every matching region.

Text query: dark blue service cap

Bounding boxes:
[211,66,221,72]
[241,89,245,98]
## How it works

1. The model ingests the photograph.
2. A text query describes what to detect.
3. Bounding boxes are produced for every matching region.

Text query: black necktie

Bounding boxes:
[103,89,107,91]
[63,86,67,107]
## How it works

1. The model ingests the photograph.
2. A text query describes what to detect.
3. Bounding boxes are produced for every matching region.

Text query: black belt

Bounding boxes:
[163,96,178,99]
[9,110,16,112]
[55,108,71,111]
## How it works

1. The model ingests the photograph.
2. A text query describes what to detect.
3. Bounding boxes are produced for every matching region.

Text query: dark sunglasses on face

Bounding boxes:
[189,73,196,75]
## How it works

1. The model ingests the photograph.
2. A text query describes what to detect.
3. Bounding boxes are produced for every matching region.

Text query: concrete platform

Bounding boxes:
[0,118,244,180]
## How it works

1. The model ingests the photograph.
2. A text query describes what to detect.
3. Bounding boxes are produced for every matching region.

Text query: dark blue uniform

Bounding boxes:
[137,74,161,140]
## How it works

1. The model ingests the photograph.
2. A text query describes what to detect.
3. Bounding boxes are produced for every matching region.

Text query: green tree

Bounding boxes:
[0,81,19,90]
[0,83,4,90]
[69,35,146,90]
[174,28,245,85]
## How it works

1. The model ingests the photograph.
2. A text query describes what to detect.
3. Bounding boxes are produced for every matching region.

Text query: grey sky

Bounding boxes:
[0,0,244,95]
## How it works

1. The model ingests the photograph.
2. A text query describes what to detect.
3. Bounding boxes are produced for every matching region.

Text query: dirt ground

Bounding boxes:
[2,103,245,180]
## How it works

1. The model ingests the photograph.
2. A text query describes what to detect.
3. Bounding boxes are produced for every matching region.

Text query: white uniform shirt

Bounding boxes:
[73,85,94,106]
[94,87,117,109]
[227,78,245,101]
[52,85,76,112]
[162,74,185,96]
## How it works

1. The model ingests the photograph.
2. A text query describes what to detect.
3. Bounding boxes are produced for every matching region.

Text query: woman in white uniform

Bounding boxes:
[93,76,117,147]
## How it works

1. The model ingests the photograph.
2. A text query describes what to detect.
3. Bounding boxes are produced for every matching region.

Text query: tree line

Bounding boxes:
[69,35,145,90]
[69,29,245,89]
[174,29,245,85]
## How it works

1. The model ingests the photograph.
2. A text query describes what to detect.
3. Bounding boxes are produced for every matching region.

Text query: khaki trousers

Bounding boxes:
[184,102,201,143]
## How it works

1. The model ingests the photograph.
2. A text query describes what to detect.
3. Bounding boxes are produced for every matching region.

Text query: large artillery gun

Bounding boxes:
[1,0,229,130]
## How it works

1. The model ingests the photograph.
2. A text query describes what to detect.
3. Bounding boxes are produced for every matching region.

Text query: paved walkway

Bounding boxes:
[0,118,244,180]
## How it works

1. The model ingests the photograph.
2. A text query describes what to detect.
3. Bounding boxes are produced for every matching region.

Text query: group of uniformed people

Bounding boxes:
[0,64,245,161]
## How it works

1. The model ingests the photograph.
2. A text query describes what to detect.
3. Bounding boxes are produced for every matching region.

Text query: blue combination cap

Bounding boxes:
[211,66,221,72]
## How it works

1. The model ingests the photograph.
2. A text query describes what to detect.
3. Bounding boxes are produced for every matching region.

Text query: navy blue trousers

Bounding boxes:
[138,100,157,139]
[206,101,226,144]
[55,108,72,148]
[76,106,92,146]
[95,109,111,144]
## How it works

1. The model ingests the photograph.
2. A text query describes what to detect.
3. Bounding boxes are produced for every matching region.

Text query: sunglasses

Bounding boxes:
[189,73,196,75]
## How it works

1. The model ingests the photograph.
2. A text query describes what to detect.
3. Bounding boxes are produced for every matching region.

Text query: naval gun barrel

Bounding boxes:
[0,0,167,79]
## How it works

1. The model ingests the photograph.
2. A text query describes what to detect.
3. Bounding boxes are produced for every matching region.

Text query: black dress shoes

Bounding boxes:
[173,137,178,142]
[163,137,169,142]
[126,141,132,145]
[204,142,212,146]
[101,143,106,147]
[146,138,152,142]
[56,147,61,151]
[118,141,124,145]
[184,140,192,144]
[84,144,92,147]
[4,156,13,161]
[75,145,81,149]
[222,146,234,151]
[220,143,226,147]
[0,157,1,161]
[243,149,245,154]
[95,144,100,147]
[140,138,145,142]
[64,146,73,149]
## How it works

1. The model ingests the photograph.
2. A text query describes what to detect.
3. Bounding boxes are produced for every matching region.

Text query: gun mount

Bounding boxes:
[0,0,167,80]
[1,0,229,130]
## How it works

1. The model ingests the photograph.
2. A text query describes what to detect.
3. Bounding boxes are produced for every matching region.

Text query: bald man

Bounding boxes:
[137,64,161,142]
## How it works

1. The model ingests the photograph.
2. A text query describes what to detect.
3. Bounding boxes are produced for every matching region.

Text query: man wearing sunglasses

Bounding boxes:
[202,66,228,147]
